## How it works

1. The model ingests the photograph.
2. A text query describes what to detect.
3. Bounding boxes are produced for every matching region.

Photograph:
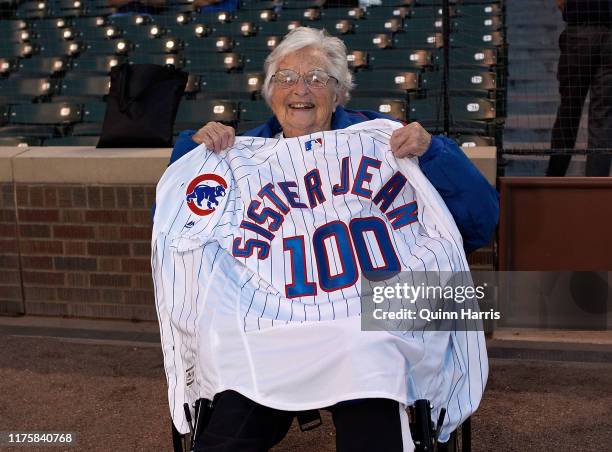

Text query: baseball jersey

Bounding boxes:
[152,119,488,444]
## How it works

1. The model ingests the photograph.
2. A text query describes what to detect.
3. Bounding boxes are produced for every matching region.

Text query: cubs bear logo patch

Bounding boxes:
[185,173,228,216]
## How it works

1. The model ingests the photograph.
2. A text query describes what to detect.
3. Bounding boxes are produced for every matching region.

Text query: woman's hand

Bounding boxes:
[192,122,236,151]
[389,122,432,158]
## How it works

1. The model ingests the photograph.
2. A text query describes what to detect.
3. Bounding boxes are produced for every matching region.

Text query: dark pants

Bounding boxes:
[548,24,612,176]
[193,390,405,452]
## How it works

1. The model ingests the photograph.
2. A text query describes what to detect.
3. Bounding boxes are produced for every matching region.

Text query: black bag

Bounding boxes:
[97,63,188,148]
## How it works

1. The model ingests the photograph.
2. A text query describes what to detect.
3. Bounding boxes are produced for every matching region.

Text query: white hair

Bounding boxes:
[261,27,354,105]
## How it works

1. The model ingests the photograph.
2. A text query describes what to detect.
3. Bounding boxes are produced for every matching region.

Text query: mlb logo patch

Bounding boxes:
[305,137,323,151]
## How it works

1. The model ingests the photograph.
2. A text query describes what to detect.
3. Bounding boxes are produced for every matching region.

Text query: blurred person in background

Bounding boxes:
[547,0,612,176]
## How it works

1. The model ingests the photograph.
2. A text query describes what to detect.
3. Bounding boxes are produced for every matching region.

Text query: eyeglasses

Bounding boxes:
[271,69,338,89]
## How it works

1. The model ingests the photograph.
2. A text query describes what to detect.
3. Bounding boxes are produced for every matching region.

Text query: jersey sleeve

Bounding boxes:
[153,144,236,248]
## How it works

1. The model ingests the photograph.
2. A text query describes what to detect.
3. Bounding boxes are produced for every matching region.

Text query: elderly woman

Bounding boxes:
[168,27,497,451]
[171,28,498,255]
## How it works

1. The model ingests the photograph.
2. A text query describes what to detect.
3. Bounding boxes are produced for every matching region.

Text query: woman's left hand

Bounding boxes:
[389,122,432,158]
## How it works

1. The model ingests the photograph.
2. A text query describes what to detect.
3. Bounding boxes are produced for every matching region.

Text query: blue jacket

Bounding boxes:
[170,106,499,253]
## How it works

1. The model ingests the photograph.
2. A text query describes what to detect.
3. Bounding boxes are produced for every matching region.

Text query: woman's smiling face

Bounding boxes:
[269,47,339,138]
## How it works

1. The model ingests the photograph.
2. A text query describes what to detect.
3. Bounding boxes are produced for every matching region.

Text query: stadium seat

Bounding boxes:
[353,70,419,96]
[408,97,498,134]
[452,134,496,148]
[129,53,185,69]
[234,35,281,53]
[196,72,264,100]
[3,42,39,58]
[0,77,57,103]
[278,7,322,22]
[452,15,504,32]
[184,52,244,73]
[86,39,132,56]
[239,101,272,122]
[346,50,369,70]
[209,21,258,37]
[320,7,367,21]
[16,0,53,19]
[282,0,325,9]
[420,69,497,96]
[57,74,110,101]
[238,0,278,10]
[72,102,107,137]
[182,35,233,53]
[258,20,304,36]
[365,5,410,20]
[450,31,504,49]
[456,3,503,17]
[243,51,269,71]
[70,55,126,74]
[175,99,239,130]
[0,19,28,34]
[342,33,394,51]
[0,58,19,77]
[346,97,407,121]
[0,102,82,138]
[408,5,456,19]
[393,30,444,49]
[0,136,43,146]
[44,136,100,146]
[16,56,70,77]
[368,49,433,70]
[39,40,84,57]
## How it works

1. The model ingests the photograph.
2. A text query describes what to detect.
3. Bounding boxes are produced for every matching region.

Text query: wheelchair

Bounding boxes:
[171,398,471,452]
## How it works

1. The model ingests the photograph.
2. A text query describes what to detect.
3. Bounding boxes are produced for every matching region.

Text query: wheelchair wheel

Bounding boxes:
[438,418,471,452]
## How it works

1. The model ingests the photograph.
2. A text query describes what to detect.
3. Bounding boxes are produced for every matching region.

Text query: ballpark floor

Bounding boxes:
[0,322,611,452]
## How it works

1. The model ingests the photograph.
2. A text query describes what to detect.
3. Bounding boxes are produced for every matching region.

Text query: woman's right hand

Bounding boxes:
[192,122,236,152]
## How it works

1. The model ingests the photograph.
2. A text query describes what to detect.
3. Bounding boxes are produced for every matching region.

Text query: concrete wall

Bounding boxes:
[0,146,497,321]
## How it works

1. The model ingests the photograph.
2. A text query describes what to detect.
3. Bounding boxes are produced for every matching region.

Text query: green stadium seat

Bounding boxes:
[346,50,370,70]
[0,105,9,126]
[278,7,323,22]
[17,56,70,76]
[57,74,110,101]
[393,30,444,49]
[377,0,413,5]
[0,102,82,138]
[450,31,504,49]
[282,0,325,9]
[258,20,304,36]
[368,49,433,69]
[443,48,500,68]
[209,21,258,37]
[239,101,273,122]
[456,4,503,17]
[353,70,419,96]
[0,58,20,77]
[16,0,53,19]
[420,69,497,95]
[452,134,496,148]
[346,97,407,121]
[53,0,87,17]
[72,16,109,31]
[129,53,185,69]
[86,39,133,56]
[365,5,410,20]
[181,35,233,53]
[8,29,35,44]
[320,7,367,21]
[44,136,100,146]
[243,50,268,71]
[72,102,107,136]
[407,97,497,134]
[70,55,127,74]
[184,52,244,73]
[342,33,394,51]
[0,20,28,34]
[235,120,261,134]
[175,99,239,129]
[452,15,504,32]
[0,136,43,146]
[8,102,82,124]
[238,0,278,10]
[234,35,281,54]
[3,42,39,58]
[353,17,405,34]
[39,40,84,57]
[408,5,456,19]
[196,72,264,100]
[0,77,57,102]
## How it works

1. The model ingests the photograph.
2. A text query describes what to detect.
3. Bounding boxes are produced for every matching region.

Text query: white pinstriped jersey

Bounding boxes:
[152,119,488,444]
